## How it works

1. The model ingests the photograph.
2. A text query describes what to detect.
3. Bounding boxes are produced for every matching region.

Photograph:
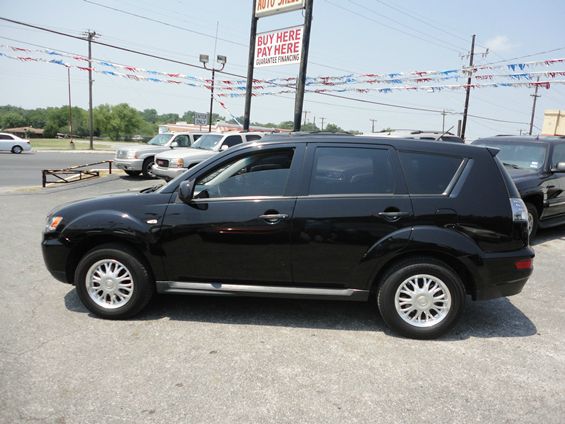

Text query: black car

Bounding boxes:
[42,135,534,339]
[472,136,565,237]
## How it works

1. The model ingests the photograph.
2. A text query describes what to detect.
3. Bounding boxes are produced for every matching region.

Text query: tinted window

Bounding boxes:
[552,144,565,167]
[223,135,243,148]
[245,134,262,142]
[192,134,202,141]
[194,149,294,198]
[399,152,462,194]
[309,147,395,195]
[0,134,14,140]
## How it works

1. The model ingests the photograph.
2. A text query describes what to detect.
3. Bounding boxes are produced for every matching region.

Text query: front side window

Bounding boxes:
[174,135,190,147]
[194,149,294,199]
[309,147,395,195]
[399,151,462,195]
[222,135,243,149]
[551,144,565,167]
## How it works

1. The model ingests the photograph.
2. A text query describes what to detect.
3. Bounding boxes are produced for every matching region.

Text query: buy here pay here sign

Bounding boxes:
[254,25,304,68]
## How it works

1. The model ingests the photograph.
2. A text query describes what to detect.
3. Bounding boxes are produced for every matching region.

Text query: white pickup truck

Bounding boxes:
[114,132,205,178]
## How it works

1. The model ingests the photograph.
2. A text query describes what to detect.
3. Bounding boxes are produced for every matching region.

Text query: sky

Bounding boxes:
[0,0,564,139]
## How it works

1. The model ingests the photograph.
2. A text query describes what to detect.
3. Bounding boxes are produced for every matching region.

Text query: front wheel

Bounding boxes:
[141,157,156,179]
[377,258,465,339]
[74,244,154,319]
[11,145,23,154]
[526,203,539,239]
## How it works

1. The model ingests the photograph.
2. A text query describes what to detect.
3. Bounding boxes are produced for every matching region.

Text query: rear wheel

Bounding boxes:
[377,258,465,339]
[124,170,141,177]
[11,145,23,154]
[74,244,154,319]
[142,157,156,178]
[526,202,539,239]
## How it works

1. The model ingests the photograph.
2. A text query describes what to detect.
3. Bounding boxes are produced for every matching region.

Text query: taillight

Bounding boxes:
[510,198,528,222]
[514,258,533,270]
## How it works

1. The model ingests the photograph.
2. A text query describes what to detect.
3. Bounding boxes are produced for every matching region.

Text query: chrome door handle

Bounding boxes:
[377,211,410,221]
[259,213,289,223]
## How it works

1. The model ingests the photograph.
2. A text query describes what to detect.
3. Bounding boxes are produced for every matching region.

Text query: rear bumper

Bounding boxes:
[114,159,143,171]
[42,237,72,284]
[472,246,535,300]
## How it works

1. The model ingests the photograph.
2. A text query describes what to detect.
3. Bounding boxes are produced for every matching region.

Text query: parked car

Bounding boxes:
[472,136,565,238]
[42,135,534,339]
[371,129,464,143]
[0,132,32,154]
[152,132,265,181]
[114,132,205,178]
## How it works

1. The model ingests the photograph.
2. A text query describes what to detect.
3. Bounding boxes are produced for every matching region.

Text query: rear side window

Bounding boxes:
[309,147,395,195]
[399,152,462,195]
[0,134,14,140]
[223,135,243,148]
[245,134,262,142]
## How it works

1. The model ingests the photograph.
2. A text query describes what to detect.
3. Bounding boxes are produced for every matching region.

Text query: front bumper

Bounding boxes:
[472,246,535,300]
[114,158,143,171]
[152,164,186,180]
[42,236,72,284]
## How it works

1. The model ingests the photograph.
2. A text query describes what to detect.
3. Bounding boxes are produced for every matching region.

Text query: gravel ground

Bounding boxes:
[0,175,564,423]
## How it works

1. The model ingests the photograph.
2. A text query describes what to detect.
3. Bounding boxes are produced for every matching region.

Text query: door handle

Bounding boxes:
[259,213,289,224]
[377,211,410,221]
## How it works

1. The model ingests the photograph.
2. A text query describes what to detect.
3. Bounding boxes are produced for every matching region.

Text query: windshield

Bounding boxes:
[192,134,223,150]
[148,133,173,146]
[475,141,547,170]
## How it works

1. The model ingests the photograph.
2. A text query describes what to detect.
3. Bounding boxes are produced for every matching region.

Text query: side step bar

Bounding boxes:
[156,281,369,301]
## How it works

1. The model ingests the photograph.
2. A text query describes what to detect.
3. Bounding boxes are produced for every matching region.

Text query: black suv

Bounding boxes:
[472,136,565,237]
[42,135,534,339]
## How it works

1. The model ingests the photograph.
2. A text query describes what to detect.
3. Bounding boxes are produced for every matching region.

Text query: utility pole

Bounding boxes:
[84,30,97,150]
[243,0,258,131]
[293,0,314,132]
[529,76,541,135]
[320,117,326,131]
[201,54,227,132]
[303,110,310,124]
[67,67,73,138]
[370,119,377,133]
[460,34,476,141]
[441,110,447,133]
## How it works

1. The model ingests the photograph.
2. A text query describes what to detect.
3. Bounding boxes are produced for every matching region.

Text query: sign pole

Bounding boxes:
[243,0,258,131]
[293,0,313,132]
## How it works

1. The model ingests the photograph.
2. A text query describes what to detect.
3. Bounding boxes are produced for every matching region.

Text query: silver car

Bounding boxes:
[114,132,205,178]
[152,132,265,180]
[0,132,32,154]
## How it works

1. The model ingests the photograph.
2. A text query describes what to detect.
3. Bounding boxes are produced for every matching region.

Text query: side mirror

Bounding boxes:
[170,141,178,149]
[553,162,565,172]
[220,144,229,152]
[178,179,195,203]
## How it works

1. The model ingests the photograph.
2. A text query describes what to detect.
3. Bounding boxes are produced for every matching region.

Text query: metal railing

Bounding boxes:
[42,160,113,187]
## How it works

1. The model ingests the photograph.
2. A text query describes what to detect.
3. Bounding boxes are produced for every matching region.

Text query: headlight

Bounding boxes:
[171,158,184,168]
[126,150,136,159]
[46,216,63,232]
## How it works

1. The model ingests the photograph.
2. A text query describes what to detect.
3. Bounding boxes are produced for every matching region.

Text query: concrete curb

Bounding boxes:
[31,150,115,154]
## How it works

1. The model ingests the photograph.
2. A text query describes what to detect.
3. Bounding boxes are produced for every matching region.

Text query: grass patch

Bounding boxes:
[30,138,145,150]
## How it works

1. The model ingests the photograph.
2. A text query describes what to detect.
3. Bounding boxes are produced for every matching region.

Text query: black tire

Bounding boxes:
[11,145,23,154]
[124,170,141,177]
[526,203,539,239]
[377,257,465,339]
[74,244,154,319]
[141,157,156,178]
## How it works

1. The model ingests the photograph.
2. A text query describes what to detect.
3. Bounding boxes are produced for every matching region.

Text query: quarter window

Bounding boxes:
[399,152,462,194]
[245,134,262,142]
[194,149,294,198]
[309,147,395,195]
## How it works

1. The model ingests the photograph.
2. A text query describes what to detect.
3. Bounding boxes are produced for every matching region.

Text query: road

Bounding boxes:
[0,151,115,188]
[0,175,564,423]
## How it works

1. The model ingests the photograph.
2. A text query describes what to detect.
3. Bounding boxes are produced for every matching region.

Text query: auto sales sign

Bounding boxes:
[254,25,304,68]
[255,0,305,17]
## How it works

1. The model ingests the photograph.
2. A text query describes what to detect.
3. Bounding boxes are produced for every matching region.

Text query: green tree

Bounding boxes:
[0,111,26,129]
[324,123,344,133]
[141,108,158,124]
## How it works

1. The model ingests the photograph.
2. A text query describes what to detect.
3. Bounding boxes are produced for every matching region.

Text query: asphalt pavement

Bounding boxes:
[0,176,564,423]
[0,150,115,188]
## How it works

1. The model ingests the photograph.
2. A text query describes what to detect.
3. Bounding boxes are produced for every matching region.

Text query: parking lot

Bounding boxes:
[0,170,564,423]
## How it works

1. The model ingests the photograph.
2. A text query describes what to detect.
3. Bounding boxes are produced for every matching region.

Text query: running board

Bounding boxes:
[156,281,369,301]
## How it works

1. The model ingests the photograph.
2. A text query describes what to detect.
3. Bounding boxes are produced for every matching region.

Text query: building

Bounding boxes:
[3,126,44,138]
[542,110,565,136]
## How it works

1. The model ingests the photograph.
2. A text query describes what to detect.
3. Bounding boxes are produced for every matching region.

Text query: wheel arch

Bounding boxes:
[522,193,543,216]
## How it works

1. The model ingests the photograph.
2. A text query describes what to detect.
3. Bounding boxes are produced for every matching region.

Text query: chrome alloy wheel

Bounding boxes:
[527,211,534,236]
[394,274,452,328]
[85,259,134,309]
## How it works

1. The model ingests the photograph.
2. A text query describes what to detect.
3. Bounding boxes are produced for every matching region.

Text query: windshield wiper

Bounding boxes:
[140,184,162,193]
[502,162,522,169]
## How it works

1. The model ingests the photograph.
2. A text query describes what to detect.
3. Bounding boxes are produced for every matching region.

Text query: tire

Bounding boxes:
[377,257,465,339]
[11,145,23,154]
[74,244,154,319]
[526,203,539,239]
[124,170,141,177]
[141,157,156,178]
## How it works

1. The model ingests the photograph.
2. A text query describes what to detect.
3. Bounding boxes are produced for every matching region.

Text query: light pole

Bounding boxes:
[201,54,227,132]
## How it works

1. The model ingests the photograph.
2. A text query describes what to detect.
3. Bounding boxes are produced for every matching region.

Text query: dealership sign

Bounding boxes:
[254,25,303,68]
[255,0,305,17]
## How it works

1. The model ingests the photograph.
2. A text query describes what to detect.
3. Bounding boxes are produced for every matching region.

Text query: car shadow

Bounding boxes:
[64,290,537,340]
[532,226,565,246]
